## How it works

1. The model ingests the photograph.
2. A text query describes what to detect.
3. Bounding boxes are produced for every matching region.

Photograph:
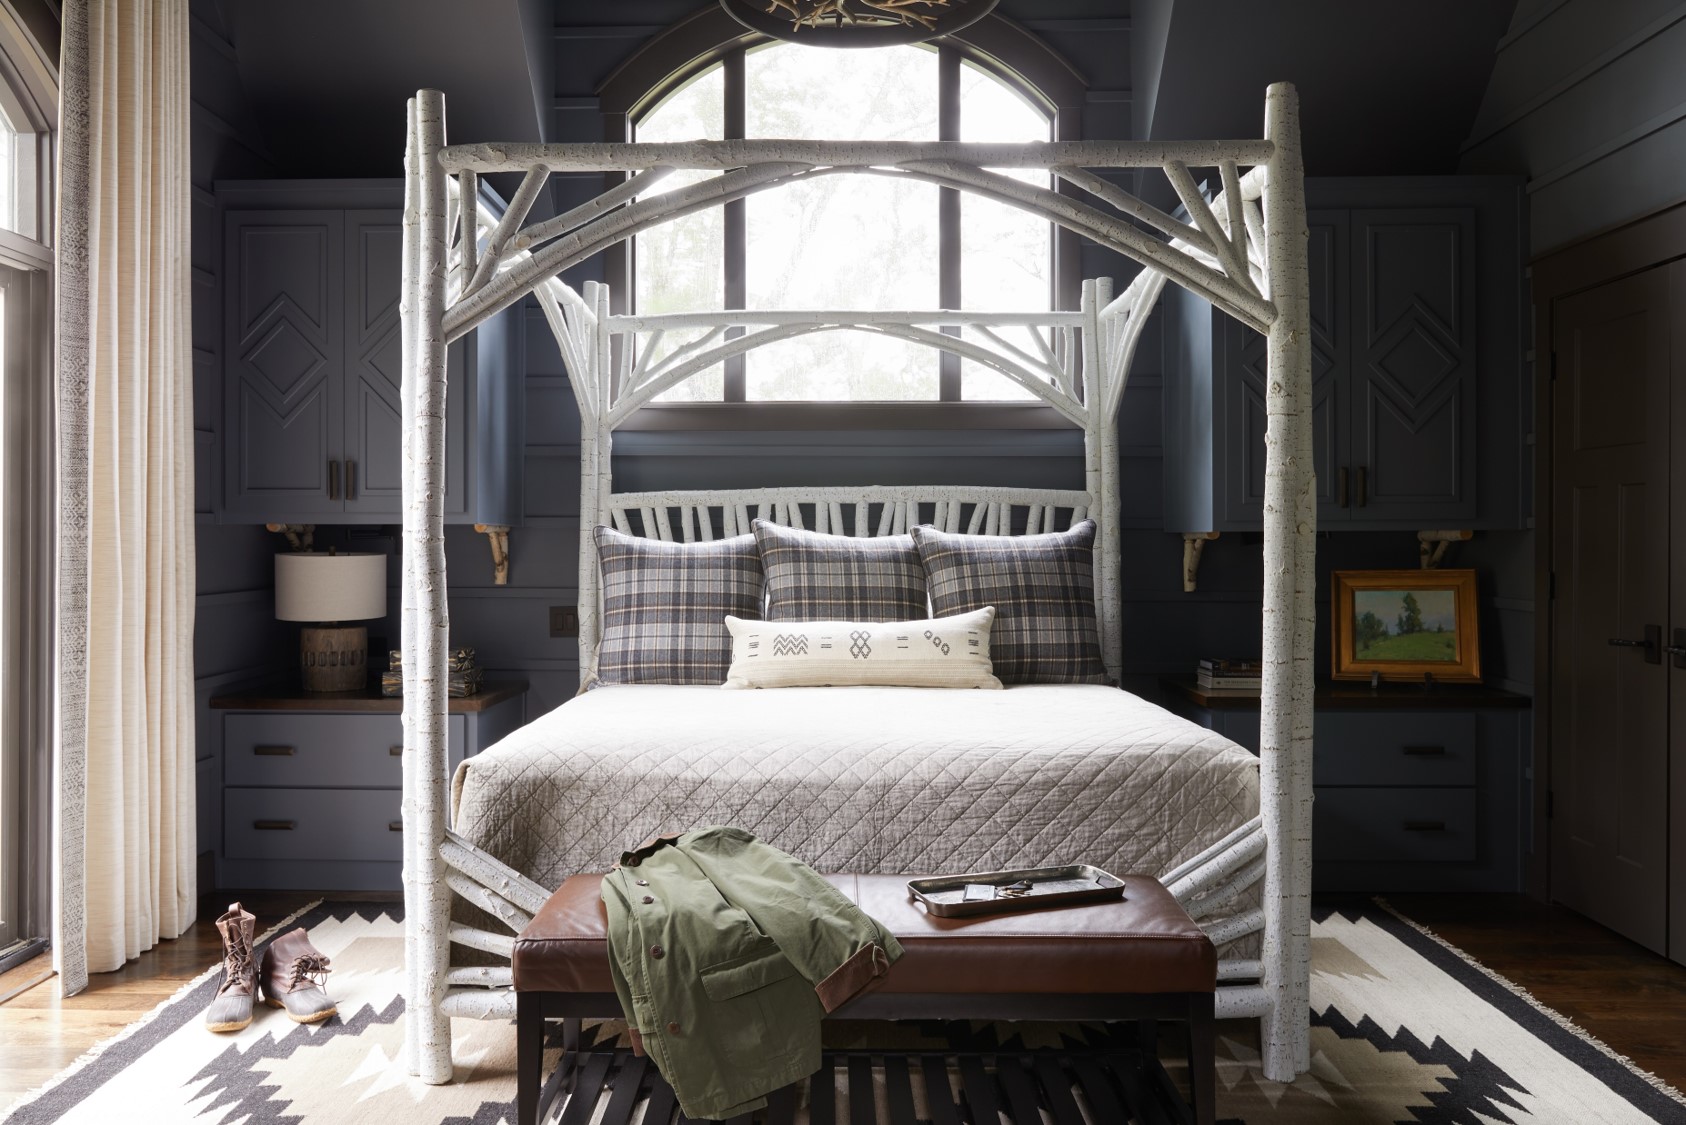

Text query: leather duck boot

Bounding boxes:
[205,903,258,1033]
[259,927,337,1024]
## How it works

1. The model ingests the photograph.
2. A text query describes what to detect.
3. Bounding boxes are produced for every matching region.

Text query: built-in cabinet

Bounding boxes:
[1164,679,1528,892]
[1163,177,1524,532]
[217,181,522,525]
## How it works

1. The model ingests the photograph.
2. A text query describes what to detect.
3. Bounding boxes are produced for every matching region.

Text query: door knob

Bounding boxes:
[1607,624,1662,664]
[1665,627,1686,670]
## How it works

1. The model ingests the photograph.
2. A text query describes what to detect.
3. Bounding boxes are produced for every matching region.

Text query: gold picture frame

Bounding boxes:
[1331,569,1481,683]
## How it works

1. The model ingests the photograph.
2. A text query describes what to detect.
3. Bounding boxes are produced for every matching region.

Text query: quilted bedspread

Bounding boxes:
[450,684,1259,891]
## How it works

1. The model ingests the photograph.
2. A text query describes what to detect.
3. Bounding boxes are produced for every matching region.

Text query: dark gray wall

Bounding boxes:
[1459,0,1686,253]
[194,3,1540,742]
[189,0,290,867]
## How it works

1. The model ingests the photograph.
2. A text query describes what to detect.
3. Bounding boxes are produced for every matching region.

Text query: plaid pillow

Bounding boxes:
[753,519,928,623]
[589,526,764,687]
[910,519,1107,685]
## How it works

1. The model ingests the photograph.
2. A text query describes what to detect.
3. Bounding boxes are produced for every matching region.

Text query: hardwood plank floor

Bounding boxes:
[1,892,1683,1114]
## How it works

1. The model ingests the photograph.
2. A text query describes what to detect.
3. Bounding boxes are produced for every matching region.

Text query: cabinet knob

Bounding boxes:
[389,820,403,832]
[1355,465,1367,508]
[390,744,403,757]
[254,819,296,831]
[1401,745,1445,756]
[253,744,296,757]
[328,459,341,500]
[346,459,357,501]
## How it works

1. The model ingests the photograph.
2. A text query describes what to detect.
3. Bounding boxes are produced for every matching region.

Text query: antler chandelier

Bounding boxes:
[720,0,999,46]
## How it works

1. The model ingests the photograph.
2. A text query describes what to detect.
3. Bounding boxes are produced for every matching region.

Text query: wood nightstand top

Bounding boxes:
[1160,676,1531,712]
[210,679,528,714]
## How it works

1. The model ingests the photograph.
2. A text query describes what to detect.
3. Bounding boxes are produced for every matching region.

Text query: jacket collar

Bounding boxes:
[617,830,684,868]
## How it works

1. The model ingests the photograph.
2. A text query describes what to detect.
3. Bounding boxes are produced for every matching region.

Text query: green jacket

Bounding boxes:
[600,825,903,1120]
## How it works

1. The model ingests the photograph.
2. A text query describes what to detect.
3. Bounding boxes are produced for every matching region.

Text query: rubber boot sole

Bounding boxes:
[263,995,338,1024]
[205,1015,252,1033]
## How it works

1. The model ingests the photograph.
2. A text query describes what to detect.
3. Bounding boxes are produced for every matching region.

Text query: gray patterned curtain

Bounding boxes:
[55,0,195,994]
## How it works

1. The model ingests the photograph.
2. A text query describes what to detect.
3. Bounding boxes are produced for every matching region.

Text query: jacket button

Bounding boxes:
[666,1021,681,1035]
[635,880,649,887]
[642,896,655,905]
[650,945,664,959]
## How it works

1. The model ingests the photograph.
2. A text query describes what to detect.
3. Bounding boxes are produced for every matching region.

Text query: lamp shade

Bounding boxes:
[274,552,387,622]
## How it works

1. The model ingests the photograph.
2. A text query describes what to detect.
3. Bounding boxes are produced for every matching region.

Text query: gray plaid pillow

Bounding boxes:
[910,519,1106,685]
[753,519,927,623]
[589,526,764,687]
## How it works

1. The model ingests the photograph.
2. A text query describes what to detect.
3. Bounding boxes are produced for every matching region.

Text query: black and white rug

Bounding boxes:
[3,900,1682,1123]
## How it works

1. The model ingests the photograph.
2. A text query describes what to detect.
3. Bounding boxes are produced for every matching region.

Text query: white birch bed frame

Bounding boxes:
[398,83,1317,1086]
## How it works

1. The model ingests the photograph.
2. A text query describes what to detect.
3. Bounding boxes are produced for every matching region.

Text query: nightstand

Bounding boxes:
[1160,677,1530,893]
[207,680,528,891]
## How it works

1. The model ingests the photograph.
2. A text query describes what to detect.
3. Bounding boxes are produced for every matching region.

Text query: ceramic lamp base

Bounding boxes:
[300,625,368,692]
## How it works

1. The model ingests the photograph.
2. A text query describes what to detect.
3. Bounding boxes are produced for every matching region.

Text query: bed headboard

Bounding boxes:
[583,483,1104,678]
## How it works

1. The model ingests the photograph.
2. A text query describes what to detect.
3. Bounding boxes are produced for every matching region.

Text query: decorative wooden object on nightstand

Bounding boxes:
[206,681,527,891]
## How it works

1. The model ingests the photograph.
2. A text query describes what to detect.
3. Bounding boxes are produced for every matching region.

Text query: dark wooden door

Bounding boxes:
[224,211,345,518]
[1671,260,1686,967]
[1550,264,1672,954]
[1223,211,1348,525]
[1349,208,1478,523]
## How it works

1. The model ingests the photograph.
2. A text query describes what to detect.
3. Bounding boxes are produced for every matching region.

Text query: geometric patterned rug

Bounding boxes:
[3,900,1683,1124]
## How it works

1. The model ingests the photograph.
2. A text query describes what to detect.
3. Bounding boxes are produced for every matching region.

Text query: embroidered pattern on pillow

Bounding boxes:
[724,607,1001,689]
[752,519,927,623]
[910,519,1106,685]
[589,526,764,687]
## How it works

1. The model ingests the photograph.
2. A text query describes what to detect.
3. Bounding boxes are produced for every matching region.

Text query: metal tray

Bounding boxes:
[907,864,1125,918]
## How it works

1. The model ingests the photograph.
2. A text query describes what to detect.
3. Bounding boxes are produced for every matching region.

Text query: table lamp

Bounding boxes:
[275,550,388,692]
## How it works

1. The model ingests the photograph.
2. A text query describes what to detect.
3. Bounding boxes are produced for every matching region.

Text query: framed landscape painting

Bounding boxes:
[1331,569,1481,683]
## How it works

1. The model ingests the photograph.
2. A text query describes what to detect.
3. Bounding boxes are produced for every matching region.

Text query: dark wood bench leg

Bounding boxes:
[1186,992,1216,1125]
[517,991,542,1125]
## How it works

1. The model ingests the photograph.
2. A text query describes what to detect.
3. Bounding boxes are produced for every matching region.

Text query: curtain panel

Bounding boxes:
[55,0,195,991]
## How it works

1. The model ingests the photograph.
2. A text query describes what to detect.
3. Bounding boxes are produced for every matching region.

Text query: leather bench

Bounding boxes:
[514,873,1216,1125]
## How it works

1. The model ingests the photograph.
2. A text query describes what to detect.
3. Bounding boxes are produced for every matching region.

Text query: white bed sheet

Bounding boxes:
[450,684,1259,891]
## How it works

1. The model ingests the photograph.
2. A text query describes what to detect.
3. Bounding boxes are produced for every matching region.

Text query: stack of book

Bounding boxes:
[382,647,484,698]
[1196,658,1263,695]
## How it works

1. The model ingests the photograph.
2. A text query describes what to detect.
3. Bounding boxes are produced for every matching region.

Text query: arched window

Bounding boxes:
[624,36,1065,403]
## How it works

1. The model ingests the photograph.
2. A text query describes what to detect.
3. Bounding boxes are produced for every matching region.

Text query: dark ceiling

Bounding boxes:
[213,0,1518,182]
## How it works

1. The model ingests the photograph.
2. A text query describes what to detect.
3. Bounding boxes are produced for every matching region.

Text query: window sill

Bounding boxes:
[615,402,1078,432]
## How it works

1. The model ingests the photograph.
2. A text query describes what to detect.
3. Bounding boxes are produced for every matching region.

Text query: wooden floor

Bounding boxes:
[1,892,1683,1115]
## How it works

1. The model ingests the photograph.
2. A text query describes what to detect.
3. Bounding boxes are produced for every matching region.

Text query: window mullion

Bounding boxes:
[938,46,960,402]
[722,48,746,402]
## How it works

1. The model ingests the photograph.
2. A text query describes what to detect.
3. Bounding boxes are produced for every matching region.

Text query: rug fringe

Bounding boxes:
[1373,896,1686,1110]
[0,898,325,1123]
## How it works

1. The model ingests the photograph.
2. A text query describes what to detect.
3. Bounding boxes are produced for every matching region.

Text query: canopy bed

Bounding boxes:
[397,83,1316,1087]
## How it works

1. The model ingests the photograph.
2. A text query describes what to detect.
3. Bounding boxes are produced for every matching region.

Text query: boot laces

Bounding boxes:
[220,934,253,992]
[288,952,331,991]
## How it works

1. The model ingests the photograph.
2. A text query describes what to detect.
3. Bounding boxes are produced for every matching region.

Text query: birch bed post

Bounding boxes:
[399,83,1315,1085]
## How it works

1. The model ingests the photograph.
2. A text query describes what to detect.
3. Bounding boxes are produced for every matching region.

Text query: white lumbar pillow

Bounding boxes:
[722,607,1002,690]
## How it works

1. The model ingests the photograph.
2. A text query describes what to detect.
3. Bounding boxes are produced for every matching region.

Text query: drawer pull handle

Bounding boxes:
[253,744,296,757]
[1402,819,1446,832]
[389,745,403,757]
[254,819,296,831]
[389,821,403,832]
[1402,745,1446,756]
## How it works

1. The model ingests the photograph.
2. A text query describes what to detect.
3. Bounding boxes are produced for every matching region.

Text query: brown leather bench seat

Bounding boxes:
[513,873,1216,1125]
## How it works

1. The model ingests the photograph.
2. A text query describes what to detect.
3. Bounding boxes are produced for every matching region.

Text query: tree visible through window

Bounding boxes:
[635,42,1053,402]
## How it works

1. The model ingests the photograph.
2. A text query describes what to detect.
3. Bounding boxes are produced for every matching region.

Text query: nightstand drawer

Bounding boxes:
[1314,787,1477,863]
[224,788,404,861]
[224,713,465,788]
[1314,712,1476,786]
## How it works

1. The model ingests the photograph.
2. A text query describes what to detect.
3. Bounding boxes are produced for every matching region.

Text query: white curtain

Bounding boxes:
[55,0,195,990]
